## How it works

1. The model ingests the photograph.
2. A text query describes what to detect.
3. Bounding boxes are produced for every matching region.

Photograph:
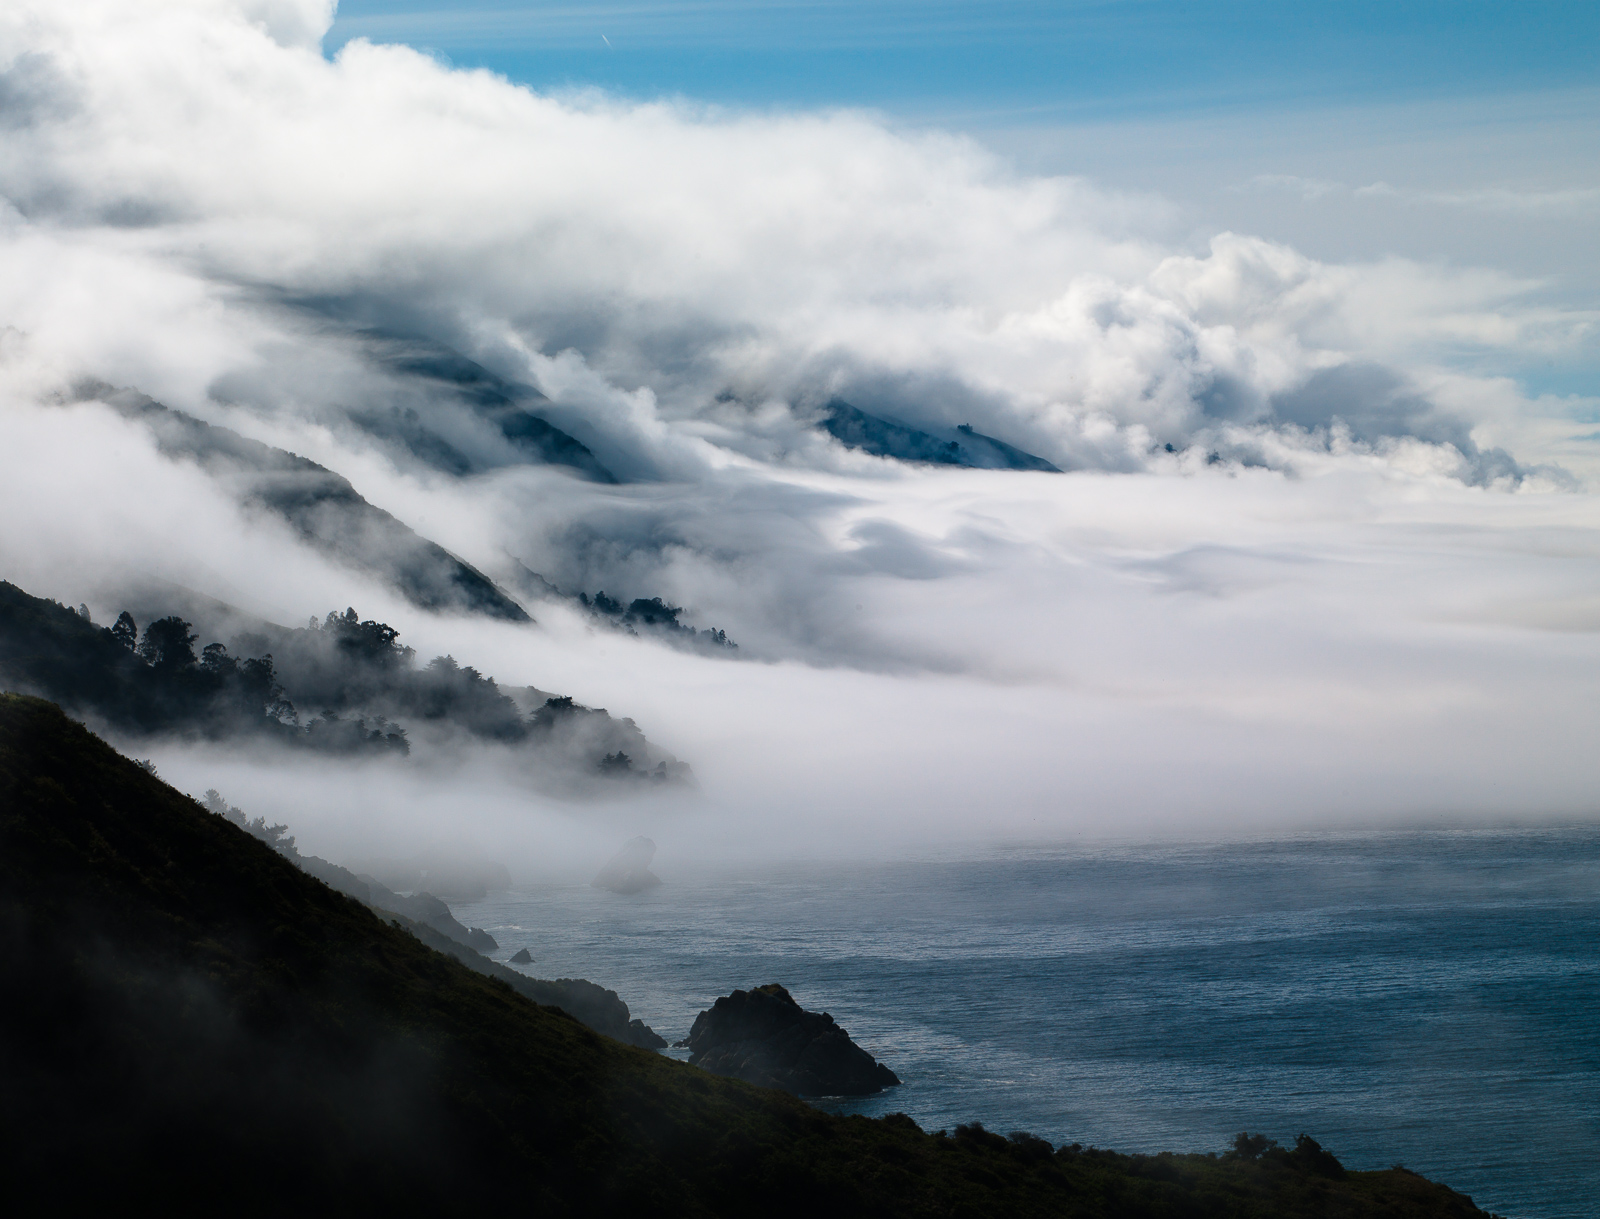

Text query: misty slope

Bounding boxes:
[0,580,683,782]
[364,334,618,482]
[821,401,1062,472]
[0,693,1498,1217]
[213,796,669,1049]
[82,382,530,622]
[0,578,298,742]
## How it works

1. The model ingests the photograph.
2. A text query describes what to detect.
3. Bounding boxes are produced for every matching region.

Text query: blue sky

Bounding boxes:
[326,1,1598,121]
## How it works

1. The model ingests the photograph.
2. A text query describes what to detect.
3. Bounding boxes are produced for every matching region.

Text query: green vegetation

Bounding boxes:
[0,693,1496,1216]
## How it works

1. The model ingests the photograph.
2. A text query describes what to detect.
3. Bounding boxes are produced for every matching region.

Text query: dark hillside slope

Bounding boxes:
[0,579,295,739]
[0,695,1494,1218]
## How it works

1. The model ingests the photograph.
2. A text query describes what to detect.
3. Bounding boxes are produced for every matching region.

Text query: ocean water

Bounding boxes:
[451,828,1600,1219]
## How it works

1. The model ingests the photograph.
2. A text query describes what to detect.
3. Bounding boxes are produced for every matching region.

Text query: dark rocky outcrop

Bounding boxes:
[510,948,533,964]
[678,984,900,1097]
[593,836,662,894]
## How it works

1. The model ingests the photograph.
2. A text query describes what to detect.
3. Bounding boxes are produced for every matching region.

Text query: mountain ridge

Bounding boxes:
[75,381,532,622]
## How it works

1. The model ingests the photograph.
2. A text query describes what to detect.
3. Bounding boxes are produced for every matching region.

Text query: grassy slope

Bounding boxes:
[0,694,1495,1217]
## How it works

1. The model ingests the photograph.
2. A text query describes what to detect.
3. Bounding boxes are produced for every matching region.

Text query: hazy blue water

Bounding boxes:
[453,828,1600,1219]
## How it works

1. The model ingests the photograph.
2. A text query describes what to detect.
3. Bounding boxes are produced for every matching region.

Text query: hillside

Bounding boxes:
[0,580,680,781]
[81,382,531,621]
[0,694,1496,1217]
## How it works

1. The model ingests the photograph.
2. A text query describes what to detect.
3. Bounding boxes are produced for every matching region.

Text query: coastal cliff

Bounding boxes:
[0,693,1498,1217]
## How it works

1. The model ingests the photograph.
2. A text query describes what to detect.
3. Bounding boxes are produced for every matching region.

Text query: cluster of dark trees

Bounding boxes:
[0,580,682,777]
[101,604,410,755]
[1229,1131,1348,1179]
[579,591,737,652]
[200,788,295,854]
[267,608,674,774]
[0,582,306,744]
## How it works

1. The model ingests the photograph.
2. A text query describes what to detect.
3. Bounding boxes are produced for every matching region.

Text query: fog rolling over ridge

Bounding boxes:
[1,0,1598,862]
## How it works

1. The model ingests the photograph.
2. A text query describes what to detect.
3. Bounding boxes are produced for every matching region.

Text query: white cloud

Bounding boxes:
[1,0,1599,854]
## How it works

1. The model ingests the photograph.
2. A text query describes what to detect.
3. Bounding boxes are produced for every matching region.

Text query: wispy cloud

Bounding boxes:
[1246,173,1600,217]
[327,1,1090,53]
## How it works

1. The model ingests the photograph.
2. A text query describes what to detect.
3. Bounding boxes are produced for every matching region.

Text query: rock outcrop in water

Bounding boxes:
[677,984,900,1096]
[592,836,662,894]
[510,947,533,964]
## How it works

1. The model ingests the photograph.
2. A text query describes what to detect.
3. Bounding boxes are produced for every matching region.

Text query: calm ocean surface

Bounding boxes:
[452,828,1600,1219]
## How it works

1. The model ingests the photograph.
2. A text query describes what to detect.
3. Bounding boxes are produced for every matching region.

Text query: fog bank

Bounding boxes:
[2,0,1597,865]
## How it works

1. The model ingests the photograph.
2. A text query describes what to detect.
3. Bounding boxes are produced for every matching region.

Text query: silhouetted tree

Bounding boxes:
[238,654,295,723]
[305,709,409,755]
[137,616,198,669]
[1288,1134,1345,1179]
[76,603,92,623]
[1231,1133,1280,1161]
[111,611,138,650]
[203,789,296,854]
[599,751,633,774]
[323,607,413,669]
[200,642,237,675]
[579,588,736,650]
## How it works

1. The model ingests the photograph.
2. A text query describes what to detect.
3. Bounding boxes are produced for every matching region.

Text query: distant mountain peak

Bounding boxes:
[820,400,1059,472]
[73,381,531,623]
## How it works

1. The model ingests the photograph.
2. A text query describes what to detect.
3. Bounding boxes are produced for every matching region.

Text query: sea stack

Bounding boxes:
[592,836,662,894]
[677,984,900,1097]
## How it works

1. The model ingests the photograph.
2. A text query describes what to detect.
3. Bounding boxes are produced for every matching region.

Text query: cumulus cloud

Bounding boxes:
[5,0,1590,473]
[1,0,1598,858]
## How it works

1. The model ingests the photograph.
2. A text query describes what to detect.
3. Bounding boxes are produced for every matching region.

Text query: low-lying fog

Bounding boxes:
[2,0,1597,877]
[28,445,1600,875]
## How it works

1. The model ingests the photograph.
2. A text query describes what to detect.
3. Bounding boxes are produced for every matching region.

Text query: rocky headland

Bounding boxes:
[677,983,901,1096]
